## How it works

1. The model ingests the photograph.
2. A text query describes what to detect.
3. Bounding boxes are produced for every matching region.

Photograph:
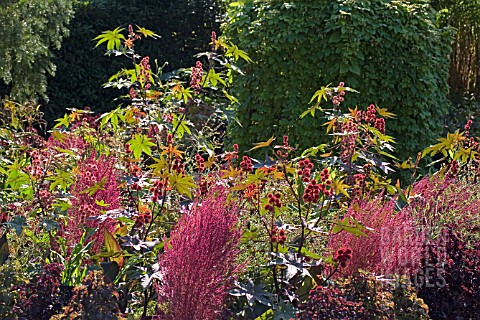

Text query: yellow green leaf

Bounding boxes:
[332,179,350,197]
[170,172,197,198]
[104,229,123,267]
[375,106,396,118]
[248,136,276,152]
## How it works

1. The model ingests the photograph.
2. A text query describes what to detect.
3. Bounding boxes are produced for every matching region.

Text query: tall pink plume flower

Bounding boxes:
[156,185,241,320]
[62,153,119,253]
[328,194,424,276]
[328,175,480,277]
[403,175,480,238]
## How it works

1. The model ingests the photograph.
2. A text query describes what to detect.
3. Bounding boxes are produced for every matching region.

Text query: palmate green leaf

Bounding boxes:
[246,169,269,184]
[104,229,123,267]
[206,68,226,87]
[172,115,191,140]
[421,131,464,158]
[274,300,296,320]
[226,44,253,62]
[308,86,330,104]
[248,136,276,152]
[48,169,73,191]
[128,134,156,159]
[299,105,321,119]
[93,27,126,51]
[170,172,197,198]
[80,177,107,196]
[149,156,169,175]
[368,126,395,144]
[332,216,368,238]
[135,25,160,38]
[6,160,30,190]
[54,114,71,128]
[453,147,477,163]
[98,106,125,130]
[300,144,327,158]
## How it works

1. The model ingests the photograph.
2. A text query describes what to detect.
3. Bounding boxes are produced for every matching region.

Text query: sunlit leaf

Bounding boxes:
[104,229,123,267]
[248,136,276,152]
[135,25,160,38]
[128,134,156,159]
[170,172,197,198]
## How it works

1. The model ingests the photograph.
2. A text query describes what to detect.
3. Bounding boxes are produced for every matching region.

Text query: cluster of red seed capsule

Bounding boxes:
[38,189,53,208]
[25,150,47,178]
[305,169,333,203]
[135,210,152,227]
[276,135,292,158]
[271,226,287,245]
[264,193,282,212]
[240,156,254,172]
[150,179,166,203]
[334,247,353,268]
[297,158,314,182]
[353,173,366,198]
[298,160,334,202]
[172,157,185,174]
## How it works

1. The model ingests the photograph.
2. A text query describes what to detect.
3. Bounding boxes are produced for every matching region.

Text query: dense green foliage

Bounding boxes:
[0,0,74,102]
[223,0,452,159]
[44,0,222,124]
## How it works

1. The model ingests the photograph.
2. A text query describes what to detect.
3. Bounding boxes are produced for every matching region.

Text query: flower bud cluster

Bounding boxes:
[190,61,203,94]
[340,119,358,163]
[271,226,287,245]
[38,189,53,208]
[195,154,205,171]
[139,56,151,89]
[332,82,346,107]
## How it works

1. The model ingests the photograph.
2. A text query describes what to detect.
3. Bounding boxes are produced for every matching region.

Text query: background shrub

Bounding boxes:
[222,0,451,159]
[44,0,222,124]
[0,0,74,102]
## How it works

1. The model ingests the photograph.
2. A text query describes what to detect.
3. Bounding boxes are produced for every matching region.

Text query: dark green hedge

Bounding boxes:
[223,0,452,160]
[44,0,221,123]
